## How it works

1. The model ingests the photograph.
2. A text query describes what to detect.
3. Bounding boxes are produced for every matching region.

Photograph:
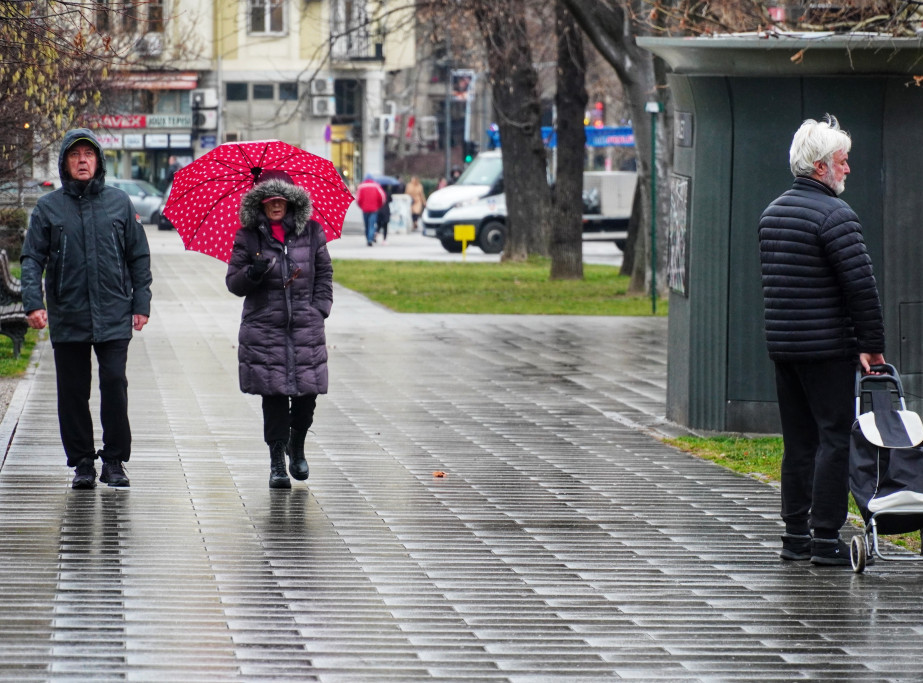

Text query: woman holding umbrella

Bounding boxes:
[226,170,333,488]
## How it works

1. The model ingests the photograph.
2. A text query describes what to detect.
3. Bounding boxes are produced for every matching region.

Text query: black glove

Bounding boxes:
[247,257,272,281]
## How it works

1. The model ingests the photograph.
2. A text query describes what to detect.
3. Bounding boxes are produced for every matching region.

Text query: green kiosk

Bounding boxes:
[637,35,923,433]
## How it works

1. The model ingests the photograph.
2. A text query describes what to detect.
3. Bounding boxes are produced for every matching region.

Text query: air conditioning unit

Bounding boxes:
[193,110,218,130]
[135,32,163,57]
[190,88,218,109]
[311,97,335,117]
[310,78,334,96]
[384,100,396,117]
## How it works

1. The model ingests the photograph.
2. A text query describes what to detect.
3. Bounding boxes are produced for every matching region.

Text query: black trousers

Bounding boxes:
[261,394,317,444]
[774,359,856,538]
[53,340,131,467]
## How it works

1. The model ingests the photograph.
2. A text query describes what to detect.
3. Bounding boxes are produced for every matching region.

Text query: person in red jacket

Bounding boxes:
[356,175,386,246]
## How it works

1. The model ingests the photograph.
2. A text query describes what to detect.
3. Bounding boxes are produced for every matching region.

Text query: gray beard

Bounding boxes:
[823,168,845,195]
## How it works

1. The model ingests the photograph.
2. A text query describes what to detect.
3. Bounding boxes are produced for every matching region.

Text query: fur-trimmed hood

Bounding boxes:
[239,178,313,234]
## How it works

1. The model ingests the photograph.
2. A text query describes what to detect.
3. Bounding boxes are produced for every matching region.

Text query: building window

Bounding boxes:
[253,84,274,100]
[226,82,248,102]
[249,0,285,34]
[96,1,163,34]
[334,79,359,119]
[148,0,165,32]
[279,82,298,101]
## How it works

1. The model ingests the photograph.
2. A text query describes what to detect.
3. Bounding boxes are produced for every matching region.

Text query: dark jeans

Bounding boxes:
[363,212,378,244]
[261,394,317,444]
[54,339,131,467]
[774,359,856,537]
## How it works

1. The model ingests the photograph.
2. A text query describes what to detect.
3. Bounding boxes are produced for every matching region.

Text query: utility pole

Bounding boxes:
[444,33,452,181]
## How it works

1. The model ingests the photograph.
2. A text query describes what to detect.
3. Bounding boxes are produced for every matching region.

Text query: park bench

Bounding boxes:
[0,250,27,358]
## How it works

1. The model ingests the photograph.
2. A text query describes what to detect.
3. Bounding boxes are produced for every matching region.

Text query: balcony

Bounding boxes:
[330,0,384,63]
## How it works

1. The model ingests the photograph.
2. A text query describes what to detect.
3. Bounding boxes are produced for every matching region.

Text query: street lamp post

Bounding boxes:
[645,100,664,315]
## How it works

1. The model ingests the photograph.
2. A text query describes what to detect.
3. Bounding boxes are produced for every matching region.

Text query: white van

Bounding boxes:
[421,150,503,249]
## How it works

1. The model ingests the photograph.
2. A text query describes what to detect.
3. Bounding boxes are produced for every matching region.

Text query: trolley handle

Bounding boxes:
[854,362,906,416]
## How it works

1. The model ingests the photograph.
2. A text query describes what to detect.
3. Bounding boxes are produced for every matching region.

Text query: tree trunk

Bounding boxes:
[550,0,588,280]
[560,0,675,296]
[474,1,551,261]
[621,180,642,276]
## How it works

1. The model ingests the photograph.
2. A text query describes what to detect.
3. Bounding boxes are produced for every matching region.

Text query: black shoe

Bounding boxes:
[811,537,851,566]
[269,441,291,489]
[99,459,130,487]
[780,532,812,561]
[71,457,97,489]
[288,428,309,481]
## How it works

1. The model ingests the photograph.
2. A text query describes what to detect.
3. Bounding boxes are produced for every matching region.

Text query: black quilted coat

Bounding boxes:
[226,178,333,396]
[758,176,884,363]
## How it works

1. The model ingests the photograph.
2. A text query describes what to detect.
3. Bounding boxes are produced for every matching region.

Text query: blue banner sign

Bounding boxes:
[486,125,634,149]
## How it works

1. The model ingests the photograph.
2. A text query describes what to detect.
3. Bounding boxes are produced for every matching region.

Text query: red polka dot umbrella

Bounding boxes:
[163,140,354,263]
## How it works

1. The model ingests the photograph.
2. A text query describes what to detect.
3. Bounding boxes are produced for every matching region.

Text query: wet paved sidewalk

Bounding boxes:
[2,227,923,681]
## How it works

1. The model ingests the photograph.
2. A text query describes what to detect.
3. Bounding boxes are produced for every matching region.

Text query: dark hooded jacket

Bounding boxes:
[21,128,153,343]
[758,176,884,362]
[225,177,333,396]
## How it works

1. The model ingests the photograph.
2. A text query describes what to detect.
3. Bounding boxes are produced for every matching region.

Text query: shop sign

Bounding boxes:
[199,134,217,149]
[145,134,170,148]
[148,114,193,129]
[89,114,146,129]
[123,134,144,149]
[95,133,123,149]
[170,133,192,148]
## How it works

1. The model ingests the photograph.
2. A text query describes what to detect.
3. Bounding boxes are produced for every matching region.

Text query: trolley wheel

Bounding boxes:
[851,535,867,573]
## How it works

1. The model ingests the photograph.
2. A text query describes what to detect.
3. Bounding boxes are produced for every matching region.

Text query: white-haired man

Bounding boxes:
[758,115,885,566]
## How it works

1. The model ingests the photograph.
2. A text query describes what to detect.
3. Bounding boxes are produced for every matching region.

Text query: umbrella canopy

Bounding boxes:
[164,140,354,263]
[373,174,402,187]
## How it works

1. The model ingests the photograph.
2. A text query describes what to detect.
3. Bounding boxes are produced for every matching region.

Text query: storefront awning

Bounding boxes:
[111,71,199,90]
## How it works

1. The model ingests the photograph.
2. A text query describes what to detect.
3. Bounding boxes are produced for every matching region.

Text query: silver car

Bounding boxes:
[108,178,164,224]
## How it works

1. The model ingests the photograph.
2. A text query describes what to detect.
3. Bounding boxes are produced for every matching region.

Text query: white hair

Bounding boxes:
[789,114,852,177]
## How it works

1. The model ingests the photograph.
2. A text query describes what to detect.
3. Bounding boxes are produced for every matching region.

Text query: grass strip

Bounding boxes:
[332,258,667,316]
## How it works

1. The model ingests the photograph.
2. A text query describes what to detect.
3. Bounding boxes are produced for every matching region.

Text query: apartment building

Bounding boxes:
[82,1,416,190]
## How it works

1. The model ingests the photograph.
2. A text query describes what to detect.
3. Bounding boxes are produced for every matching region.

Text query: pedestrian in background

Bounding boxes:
[758,115,885,566]
[21,128,152,489]
[356,175,386,247]
[405,176,426,231]
[376,185,392,245]
[226,170,333,489]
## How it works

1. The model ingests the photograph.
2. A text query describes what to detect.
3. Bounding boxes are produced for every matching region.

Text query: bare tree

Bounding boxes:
[0,1,121,180]
[470,0,552,260]
[561,0,672,296]
[549,0,588,280]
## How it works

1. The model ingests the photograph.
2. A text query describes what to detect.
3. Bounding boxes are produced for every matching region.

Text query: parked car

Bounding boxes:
[156,183,175,230]
[0,178,55,203]
[107,178,164,224]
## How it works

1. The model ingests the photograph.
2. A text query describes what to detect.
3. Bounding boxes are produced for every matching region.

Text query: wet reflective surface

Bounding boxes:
[1,228,923,680]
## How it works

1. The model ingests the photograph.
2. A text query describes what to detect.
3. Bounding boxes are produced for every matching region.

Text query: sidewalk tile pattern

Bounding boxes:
[1,229,923,681]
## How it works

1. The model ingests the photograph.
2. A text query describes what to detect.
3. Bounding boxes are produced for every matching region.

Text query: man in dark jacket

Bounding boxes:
[759,115,885,566]
[21,128,153,489]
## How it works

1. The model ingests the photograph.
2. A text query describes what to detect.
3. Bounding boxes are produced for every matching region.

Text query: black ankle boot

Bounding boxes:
[268,441,291,489]
[288,428,309,481]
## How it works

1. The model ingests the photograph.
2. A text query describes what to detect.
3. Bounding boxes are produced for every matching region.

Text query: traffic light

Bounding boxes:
[464,140,479,164]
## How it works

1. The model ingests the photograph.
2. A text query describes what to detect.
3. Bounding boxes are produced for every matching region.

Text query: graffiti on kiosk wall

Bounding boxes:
[668,173,690,296]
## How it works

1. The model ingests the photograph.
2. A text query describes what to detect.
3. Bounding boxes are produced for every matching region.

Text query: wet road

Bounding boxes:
[0,226,922,681]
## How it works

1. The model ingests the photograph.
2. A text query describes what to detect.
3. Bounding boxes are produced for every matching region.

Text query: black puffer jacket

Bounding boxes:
[226,178,333,396]
[21,128,152,344]
[758,176,884,363]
